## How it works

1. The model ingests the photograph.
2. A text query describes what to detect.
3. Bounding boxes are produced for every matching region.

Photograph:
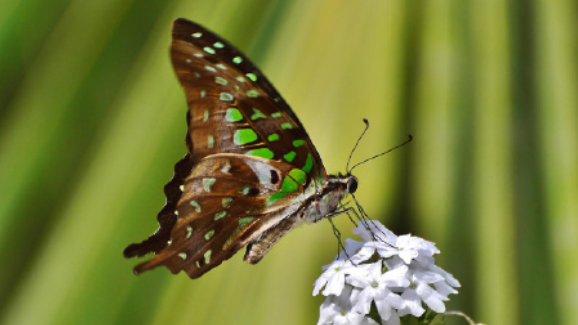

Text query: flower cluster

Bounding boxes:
[314,220,461,325]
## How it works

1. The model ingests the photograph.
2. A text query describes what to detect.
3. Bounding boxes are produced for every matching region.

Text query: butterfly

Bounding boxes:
[123,18,358,279]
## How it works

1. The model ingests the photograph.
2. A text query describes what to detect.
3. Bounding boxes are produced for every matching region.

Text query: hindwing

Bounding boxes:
[133,154,317,278]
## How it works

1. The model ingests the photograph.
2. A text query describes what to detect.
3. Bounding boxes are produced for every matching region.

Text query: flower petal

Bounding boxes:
[382,309,401,325]
[323,272,346,296]
[399,288,425,317]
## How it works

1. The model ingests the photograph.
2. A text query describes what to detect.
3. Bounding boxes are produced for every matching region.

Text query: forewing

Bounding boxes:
[133,154,314,279]
[171,18,325,180]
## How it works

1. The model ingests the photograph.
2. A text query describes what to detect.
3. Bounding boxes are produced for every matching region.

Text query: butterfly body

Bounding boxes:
[124,18,357,278]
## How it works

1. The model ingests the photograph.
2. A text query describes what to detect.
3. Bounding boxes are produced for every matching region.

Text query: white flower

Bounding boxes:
[347,262,408,321]
[318,298,365,325]
[386,234,440,264]
[338,238,367,262]
[429,263,461,288]
[396,253,460,316]
[397,287,426,317]
[314,259,357,296]
[317,285,364,325]
[433,280,459,298]
[314,219,462,325]
[382,310,401,325]
[416,282,447,313]
[361,317,381,325]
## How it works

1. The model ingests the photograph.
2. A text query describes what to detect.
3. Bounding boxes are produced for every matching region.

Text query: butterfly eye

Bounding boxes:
[347,177,358,194]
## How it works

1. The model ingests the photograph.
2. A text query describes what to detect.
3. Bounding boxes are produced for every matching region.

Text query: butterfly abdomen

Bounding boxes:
[244,212,303,264]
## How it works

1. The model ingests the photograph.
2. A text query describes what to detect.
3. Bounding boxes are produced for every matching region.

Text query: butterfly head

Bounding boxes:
[346,175,358,194]
[327,173,358,195]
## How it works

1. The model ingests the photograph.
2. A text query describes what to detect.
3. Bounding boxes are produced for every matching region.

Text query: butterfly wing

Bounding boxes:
[170,18,325,178]
[124,18,328,276]
[133,154,314,278]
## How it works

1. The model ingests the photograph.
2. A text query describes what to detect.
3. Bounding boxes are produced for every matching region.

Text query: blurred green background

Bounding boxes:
[1,0,576,324]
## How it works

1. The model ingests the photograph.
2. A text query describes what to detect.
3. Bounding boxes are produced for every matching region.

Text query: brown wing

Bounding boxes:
[171,18,325,180]
[132,154,314,279]
[124,18,327,268]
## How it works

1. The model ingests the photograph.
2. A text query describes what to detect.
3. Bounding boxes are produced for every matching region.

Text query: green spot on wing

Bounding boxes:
[239,217,255,227]
[246,73,257,82]
[269,169,307,204]
[178,252,187,260]
[303,153,313,173]
[204,229,215,240]
[203,46,215,54]
[186,226,193,238]
[190,200,201,212]
[204,250,212,264]
[240,186,251,195]
[293,139,305,147]
[234,129,258,145]
[203,178,216,192]
[251,108,267,120]
[281,123,292,129]
[289,168,307,185]
[269,169,306,203]
[223,217,256,249]
[215,76,228,85]
[268,191,288,202]
[225,108,243,122]
[222,197,233,208]
[246,90,259,98]
[284,151,296,162]
[220,93,234,101]
[213,42,224,48]
[192,32,202,38]
[246,148,274,159]
[214,211,227,220]
[207,135,214,148]
[268,133,279,142]
[271,112,282,118]
[281,176,298,193]
[232,56,243,64]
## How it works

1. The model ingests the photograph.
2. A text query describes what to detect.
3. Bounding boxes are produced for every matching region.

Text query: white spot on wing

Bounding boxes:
[245,160,280,186]
[221,161,231,174]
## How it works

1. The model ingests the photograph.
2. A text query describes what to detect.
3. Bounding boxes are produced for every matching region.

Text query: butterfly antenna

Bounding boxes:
[349,135,413,174]
[346,119,371,173]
